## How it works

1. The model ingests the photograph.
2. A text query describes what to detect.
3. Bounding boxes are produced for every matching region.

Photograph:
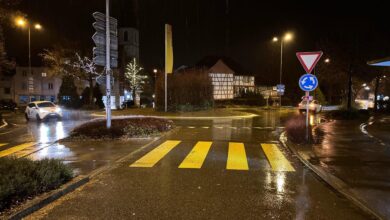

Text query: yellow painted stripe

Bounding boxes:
[130,140,181,167]
[261,143,295,172]
[226,142,249,170]
[179,141,212,169]
[0,142,36,158]
[0,143,7,147]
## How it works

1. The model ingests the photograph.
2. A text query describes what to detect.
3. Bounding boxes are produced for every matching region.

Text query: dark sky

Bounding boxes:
[4,0,390,85]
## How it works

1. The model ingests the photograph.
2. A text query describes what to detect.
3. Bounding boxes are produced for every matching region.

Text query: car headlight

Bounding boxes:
[55,107,62,113]
[39,108,49,113]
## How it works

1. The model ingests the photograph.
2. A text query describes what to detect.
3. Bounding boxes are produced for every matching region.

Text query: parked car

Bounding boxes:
[25,101,62,121]
[298,100,322,113]
[0,99,17,111]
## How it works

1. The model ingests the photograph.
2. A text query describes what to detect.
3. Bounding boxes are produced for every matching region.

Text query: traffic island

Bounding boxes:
[66,117,174,140]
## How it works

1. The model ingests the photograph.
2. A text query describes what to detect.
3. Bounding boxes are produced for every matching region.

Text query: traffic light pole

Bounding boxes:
[105,0,111,128]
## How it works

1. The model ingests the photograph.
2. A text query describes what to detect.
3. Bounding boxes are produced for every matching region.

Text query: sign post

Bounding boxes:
[92,3,118,128]
[165,24,173,112]
[296,51,322,141]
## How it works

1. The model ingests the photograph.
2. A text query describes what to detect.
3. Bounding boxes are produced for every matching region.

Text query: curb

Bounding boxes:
[90,113,257,120]
[4,127,178,219]
[279,132,383,220]
[5,175,89,220]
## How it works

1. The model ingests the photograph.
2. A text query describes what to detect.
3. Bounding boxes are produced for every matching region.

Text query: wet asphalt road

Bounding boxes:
[13,109,369,220]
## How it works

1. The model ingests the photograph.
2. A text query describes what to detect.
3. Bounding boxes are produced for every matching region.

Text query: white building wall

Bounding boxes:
[209,73,234,100]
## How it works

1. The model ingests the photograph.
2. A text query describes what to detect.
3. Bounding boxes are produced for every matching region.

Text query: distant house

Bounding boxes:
[2,66,88,106]
[193,56,255,100]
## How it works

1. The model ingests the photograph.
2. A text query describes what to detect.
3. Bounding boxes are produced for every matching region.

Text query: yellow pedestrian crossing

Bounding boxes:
[129,140,295,171]
[226,142,249,170]
[130,140,181,167]
[179,141,212,169]
[0,142,36,158]
[0,143,7,147]
[261,143,295,172]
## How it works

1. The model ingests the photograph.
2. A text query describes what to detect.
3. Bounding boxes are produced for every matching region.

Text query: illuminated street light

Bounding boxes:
[14,17,43,102]
[34,23,42,30]
[284,32,293,41]
[362,83,367,87]
[324,58,330,63]
[365,86,370,91]
[153,69,157,73]
[272,31,294,106]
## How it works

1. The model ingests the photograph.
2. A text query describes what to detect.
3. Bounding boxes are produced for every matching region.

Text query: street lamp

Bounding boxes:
[324,58,330,63]
[15,17,43,102]
[272,32,293,106]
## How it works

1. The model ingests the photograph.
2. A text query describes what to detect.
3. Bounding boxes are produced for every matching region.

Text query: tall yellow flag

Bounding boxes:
[165,24,173,74]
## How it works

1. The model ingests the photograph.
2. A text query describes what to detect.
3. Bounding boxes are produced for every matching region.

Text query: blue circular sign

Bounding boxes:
[299,74,318,92]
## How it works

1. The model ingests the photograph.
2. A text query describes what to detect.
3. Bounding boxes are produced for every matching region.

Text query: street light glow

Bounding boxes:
[272,37,278,42]
[153,69,157,73]
[324,58,330,63]
[284,32,293,41]
[15,17,27,27]
[34,23,42,30]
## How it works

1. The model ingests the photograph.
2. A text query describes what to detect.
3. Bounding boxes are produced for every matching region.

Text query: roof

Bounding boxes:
[195,56,249,74]
[367,57,390,67]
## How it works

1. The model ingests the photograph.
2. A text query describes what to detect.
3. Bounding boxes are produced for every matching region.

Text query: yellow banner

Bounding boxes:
[165,24,173,74]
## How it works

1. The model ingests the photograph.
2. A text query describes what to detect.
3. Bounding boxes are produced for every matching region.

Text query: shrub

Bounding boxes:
[0,157,73,212]
[285,115,313,144]
[155,68,213,111]
[70,117,174,139]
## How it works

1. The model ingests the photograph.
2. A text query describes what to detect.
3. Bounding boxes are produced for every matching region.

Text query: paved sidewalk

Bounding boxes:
[286,119,390,219]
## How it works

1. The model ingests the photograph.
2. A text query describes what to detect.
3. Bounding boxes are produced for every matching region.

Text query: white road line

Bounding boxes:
[201,126,209,129]
[0,119,8,129]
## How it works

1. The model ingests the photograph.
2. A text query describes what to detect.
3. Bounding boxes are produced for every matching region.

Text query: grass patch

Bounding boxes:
[69,117,174,139]
[0,157,73,212]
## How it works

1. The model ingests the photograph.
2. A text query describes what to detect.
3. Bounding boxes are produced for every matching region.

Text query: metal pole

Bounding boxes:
[105,0,111,128]
[279,40,283,107]
[28,26,31,102]
[306,91,309,141]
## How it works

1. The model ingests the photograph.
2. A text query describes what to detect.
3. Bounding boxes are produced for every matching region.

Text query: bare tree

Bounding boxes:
[72,53,102,105]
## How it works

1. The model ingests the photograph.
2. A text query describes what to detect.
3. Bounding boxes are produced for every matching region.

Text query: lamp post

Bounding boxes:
[15,17,42,102]
[272,32,293,107]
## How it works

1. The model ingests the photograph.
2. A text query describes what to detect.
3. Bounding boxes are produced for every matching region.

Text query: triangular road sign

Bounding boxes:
[296,51,323,73]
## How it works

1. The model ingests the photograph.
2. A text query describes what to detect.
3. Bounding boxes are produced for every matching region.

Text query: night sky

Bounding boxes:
[4,0,390,85]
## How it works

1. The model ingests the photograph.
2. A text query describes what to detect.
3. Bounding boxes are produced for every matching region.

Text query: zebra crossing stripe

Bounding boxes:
[226,142,249,170]
[179,141,212,169]
[0,142,36,158]
[130,140,181,167]
[261,143,295,172]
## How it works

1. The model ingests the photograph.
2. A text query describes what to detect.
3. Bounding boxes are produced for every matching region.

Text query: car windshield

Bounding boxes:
[37,102,55,108]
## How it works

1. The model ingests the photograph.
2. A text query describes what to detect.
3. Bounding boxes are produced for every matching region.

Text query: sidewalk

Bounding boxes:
[283,118,390,219]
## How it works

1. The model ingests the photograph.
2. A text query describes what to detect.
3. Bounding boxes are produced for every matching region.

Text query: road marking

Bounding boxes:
[214,126,223,129]
[226,142,248,170]
[261,143,295,172]
[130,140,181,167]
[0,142,36,158]
[0,143,7,147]
[187,126,195,129]
[201,126,209,129]
[179,141,212,169]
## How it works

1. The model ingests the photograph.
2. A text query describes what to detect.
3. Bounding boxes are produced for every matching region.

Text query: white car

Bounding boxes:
[298,100,322,113]
[25,101,62,121]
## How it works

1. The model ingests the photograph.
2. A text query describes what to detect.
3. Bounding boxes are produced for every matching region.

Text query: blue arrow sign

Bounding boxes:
[299,74,318,92]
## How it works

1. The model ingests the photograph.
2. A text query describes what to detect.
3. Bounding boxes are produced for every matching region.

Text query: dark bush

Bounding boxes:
[155,68,214,111]
[0,157,72,212]
[285,115,313,144]
[70,117,174,139]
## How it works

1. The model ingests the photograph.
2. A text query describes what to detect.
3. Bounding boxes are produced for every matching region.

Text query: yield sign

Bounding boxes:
[296,51,323,73]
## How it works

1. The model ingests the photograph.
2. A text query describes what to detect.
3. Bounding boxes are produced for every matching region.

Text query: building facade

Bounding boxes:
[13,67,61,105]
[194,57,255,100]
